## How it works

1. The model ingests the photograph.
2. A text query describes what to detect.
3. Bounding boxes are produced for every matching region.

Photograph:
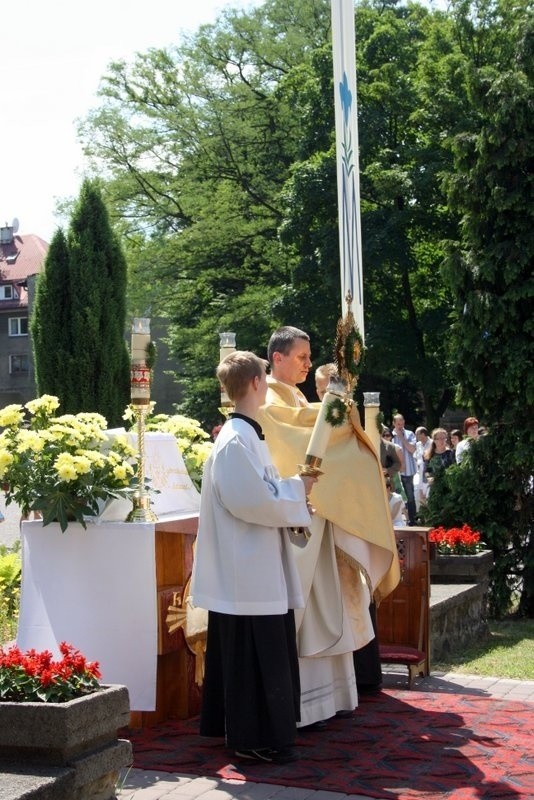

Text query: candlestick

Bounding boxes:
[363,391,381,456]
[127,317,157,522]
[218,331,236,415]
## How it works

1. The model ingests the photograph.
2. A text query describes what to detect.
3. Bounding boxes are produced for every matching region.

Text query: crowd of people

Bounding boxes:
[380,416,481,526]
[190,327,482,764]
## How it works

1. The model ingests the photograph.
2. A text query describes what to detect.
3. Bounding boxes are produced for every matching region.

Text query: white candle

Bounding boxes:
[131,318,151,404]
[306,390,339,461]
[219,331,236,363]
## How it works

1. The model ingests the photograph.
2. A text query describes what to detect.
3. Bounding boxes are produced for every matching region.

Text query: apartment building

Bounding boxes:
[0,222,47,406]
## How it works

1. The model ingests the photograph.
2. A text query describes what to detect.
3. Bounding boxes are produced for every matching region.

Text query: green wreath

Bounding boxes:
[324,397,347,427]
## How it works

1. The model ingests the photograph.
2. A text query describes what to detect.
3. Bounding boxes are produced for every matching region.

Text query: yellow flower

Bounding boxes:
[0,405,24,428]
[72,455,92,475]
[25,395,60,416]
[0,449,14,478]
[15,430,45,454]
[54,453,78,482]
[113,463,134,482]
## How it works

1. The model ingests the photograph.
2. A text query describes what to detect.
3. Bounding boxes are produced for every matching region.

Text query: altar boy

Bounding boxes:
[191,351,317,764]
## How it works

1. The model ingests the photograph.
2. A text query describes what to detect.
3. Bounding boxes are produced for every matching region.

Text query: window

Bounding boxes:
[9,354,29,375]
[0,285,15,300]
[8,317,28,336]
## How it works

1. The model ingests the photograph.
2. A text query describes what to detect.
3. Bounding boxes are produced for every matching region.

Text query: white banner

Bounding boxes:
[331,0,364,340]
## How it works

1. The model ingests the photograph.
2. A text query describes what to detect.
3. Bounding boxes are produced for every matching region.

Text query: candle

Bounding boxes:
[306,390,339,462]
[219,331,237,363]
[363,391,381,455]
[131,318,151,405]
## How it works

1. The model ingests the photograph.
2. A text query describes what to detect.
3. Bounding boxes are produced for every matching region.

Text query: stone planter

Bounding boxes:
[0,684,132,800]
[430,549,493,584]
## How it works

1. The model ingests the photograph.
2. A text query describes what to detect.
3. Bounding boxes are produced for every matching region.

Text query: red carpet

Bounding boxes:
[126,689,534,800]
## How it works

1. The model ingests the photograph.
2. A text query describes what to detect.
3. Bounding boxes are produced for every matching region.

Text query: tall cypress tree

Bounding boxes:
[31,229,71,395]
[31,180,130,427]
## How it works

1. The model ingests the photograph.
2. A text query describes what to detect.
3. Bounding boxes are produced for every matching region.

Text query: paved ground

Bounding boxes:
[3,498,533,800]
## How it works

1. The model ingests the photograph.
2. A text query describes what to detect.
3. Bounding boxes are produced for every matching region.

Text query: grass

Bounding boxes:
[432,616,534,680]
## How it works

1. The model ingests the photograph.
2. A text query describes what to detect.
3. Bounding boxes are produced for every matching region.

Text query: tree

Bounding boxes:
[32,181,130,427]
[32,229,72,395]
[441,1,533,616]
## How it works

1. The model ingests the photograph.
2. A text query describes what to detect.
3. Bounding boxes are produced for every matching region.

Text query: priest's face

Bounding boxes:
[272,338,312,387]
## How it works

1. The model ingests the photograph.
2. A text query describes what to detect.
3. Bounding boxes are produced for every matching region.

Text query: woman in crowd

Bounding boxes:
[423,428,455,491]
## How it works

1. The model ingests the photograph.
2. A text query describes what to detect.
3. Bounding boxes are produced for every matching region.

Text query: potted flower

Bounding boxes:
[0,395,138,531]
[0,641,131,795]
[428,524,493,583]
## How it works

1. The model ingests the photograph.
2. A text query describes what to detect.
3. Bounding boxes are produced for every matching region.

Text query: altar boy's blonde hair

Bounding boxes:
[216,351,268,402]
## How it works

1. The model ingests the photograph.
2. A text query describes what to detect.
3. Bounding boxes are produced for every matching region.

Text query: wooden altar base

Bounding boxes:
[129,516,202,728]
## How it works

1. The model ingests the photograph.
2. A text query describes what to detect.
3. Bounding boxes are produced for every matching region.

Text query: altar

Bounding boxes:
[17,432,204,726]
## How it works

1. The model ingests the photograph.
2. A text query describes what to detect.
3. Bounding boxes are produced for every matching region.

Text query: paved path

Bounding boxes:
[3,499,533,800]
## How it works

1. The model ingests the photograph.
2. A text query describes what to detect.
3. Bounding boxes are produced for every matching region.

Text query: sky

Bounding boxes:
[1,0,263,242]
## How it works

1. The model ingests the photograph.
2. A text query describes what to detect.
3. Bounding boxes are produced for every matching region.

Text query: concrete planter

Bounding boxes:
[0,684,132,799]
[430,549,493,584]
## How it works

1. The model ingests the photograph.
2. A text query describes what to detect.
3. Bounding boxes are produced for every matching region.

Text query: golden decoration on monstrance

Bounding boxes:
[334,291,365,397]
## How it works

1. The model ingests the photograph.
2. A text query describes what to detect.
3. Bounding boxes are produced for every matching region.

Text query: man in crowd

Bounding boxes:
[392,413,418,525]
[258,326,399,727]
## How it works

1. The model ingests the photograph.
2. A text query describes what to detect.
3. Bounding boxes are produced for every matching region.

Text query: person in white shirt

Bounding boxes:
[392,414,418,525]
[455,417,480,464]
[191,350,317,764]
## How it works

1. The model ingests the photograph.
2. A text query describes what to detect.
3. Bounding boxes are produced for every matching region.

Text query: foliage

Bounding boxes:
[422,432,532,618]
[441,3,533,616]
[125,407,213,490]
[0,395,138,532]
[428,523,485,555]
[31,180,131,428]
[0,642,101,703]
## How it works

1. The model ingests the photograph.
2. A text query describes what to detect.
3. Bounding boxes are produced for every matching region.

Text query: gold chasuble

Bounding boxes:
[259,377,399,604]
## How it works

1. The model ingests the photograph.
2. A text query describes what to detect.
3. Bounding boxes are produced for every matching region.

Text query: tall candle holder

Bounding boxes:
[126,317,158,523]
[363,392,381,455]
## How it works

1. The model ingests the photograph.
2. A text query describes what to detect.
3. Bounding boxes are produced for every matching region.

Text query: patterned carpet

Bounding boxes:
[126,689,534,800]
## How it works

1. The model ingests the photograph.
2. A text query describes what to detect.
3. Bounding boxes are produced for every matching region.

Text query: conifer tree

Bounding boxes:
[31,229,71,395]
[31,180,130,427]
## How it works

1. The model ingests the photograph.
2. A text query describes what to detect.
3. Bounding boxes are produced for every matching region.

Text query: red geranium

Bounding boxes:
[428,524,486,555]
[0,642,101,703]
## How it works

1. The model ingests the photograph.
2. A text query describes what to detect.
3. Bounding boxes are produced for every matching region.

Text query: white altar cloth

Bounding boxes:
[17,520,158,711]
[101,430,201,520]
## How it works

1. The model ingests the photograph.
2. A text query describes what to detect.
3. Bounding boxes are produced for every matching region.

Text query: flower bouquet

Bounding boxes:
[0,395,138,531]
[0,641,101,703]
[428,523,486,555]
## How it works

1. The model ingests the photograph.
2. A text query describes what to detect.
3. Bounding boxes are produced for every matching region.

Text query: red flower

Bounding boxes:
[429,524,485,555]
[0,642,101,703]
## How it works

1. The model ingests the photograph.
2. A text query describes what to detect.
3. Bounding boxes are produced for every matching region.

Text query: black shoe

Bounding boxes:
[235,747,298,764]
[358,683,382,695]
[335,709,354,718]
[299,719,327,731]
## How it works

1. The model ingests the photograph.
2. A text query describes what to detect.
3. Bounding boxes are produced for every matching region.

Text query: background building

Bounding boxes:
[0,222,46,406]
